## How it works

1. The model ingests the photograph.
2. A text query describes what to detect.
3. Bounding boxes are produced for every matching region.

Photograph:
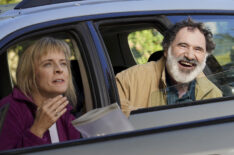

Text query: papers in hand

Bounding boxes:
[72,103,134,138]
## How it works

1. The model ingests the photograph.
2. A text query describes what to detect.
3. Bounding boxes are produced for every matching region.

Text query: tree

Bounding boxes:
[0,0,21,5]
[128,29,163,64]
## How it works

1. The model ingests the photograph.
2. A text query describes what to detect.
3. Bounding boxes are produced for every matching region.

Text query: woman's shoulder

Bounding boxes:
[0,88,31,112]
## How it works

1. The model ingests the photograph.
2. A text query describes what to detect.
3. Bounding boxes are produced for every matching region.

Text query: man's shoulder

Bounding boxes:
[196,75,223,97]
[122,61,156,73]
[116,57,165,78]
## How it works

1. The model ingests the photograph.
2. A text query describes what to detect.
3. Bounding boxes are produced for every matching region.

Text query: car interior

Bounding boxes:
[98,15,170,74]
[0,33,91,117]
[98,15,234,98]
[1,15,234,114]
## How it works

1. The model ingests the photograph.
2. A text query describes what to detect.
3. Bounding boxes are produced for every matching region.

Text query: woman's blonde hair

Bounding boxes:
[16,37,77,106]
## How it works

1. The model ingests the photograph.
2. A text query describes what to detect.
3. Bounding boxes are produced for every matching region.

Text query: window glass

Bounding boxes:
[168,16,234,70]
[167,15,234,97]
[128,28,164,64]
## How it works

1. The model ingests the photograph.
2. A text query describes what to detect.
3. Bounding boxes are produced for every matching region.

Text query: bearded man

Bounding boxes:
[116,18,222,116]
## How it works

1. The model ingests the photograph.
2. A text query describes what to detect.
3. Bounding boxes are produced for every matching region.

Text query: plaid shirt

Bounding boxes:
[166,72,196,105]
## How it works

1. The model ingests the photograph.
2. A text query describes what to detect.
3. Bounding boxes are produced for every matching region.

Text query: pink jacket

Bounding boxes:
[0,87,80,151]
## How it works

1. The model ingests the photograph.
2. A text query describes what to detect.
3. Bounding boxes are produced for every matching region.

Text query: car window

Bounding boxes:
[167,15,234,98]
[153,72,230,105]
[99,19,168,75]
[168,15,234,69]
[0,32,93,152]
[7,32,89,112]
[99,15,234,117]
[7,34,76,86]
[128,28,164,64]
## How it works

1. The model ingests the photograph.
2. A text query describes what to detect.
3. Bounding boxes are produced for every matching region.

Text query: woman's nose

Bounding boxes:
[54,64,63,74]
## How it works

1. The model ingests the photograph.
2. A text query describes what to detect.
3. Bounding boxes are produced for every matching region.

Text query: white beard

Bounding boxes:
[166,47,207,83]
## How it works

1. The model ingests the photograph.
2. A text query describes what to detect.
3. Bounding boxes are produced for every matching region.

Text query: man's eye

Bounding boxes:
[195,47,204,53]
[179,44,187,48]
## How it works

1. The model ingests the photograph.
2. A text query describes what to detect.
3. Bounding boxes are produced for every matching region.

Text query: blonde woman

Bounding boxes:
[0,37,80,151]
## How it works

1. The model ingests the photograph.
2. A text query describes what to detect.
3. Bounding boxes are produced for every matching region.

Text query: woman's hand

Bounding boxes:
[30,95,69,138]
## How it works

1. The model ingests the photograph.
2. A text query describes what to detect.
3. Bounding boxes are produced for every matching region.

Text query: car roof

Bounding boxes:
[0,0,234,40]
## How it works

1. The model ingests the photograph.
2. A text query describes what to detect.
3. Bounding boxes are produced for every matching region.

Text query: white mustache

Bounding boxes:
[176,56,198,66]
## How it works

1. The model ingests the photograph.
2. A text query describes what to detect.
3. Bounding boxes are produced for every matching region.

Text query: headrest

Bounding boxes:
[148,50,164,62]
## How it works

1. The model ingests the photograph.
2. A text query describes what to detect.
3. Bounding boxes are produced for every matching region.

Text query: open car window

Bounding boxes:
[6,32,91,115]
[7,33,77,86]
[0,31,94,152]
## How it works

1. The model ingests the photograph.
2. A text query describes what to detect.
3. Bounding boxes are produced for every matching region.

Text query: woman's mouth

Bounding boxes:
[53,79,65,84]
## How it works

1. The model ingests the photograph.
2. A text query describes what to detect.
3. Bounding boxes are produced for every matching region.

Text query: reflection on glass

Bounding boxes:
[167,15,234,73]
[151,68,234,106]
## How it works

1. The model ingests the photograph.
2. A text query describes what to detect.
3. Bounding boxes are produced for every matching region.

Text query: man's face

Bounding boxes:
[165,27,208,83]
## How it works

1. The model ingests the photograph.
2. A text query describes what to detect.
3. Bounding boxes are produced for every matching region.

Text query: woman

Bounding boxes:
[0,37,81,151]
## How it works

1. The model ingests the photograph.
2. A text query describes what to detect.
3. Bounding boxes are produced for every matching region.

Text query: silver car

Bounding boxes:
[1,0,234,154]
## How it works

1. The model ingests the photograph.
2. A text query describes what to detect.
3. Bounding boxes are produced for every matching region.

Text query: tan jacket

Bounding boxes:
[116,57,223,116]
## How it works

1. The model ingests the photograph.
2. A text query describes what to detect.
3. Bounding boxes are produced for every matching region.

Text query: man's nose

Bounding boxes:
[184,48,195,60]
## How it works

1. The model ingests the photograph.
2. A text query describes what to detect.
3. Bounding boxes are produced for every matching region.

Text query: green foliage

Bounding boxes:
[0,0,21,5]
[215,52,231,66]
[213,33,234,66]
[128,29,163,64]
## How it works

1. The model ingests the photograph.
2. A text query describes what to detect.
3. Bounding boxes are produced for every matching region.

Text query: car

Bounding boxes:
[1,0,234,154]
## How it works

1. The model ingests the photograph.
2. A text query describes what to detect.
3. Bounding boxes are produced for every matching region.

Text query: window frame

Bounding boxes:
[0,18,117,153]
[95,15,170,70]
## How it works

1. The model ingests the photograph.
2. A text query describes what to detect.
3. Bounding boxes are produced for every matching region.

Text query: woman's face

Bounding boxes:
[35,50,69,98]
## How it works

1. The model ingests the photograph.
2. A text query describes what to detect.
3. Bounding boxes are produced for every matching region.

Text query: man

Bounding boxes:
[116,18,222,116]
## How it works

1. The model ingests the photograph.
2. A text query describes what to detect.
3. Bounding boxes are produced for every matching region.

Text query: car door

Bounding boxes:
[94,12,234,128]
[0,13,121,153]
[2,9,234,155]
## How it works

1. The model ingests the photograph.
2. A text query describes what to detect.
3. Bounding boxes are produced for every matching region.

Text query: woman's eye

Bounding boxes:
[43,63,52,67]
[61,62,67,66]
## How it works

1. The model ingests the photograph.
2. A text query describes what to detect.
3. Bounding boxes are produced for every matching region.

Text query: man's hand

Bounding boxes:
[30,95,69,138]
